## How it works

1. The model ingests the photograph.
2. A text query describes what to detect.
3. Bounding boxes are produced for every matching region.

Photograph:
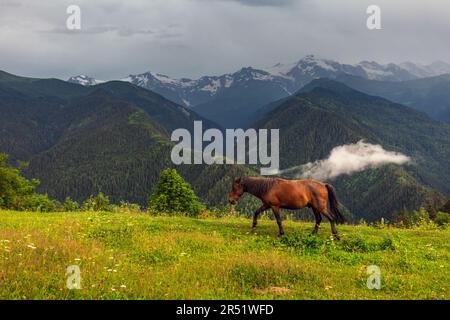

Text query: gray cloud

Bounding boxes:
[0,1,22,7]
[40,26,117,35]
[0,0,449,80]
[41,26,155,37]
[214,0,295,7]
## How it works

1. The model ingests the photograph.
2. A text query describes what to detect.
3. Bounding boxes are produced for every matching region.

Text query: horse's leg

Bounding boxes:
[312,208,322,234]
[272,206,284,236]
[252,204,269,230]
[320,207,340,240]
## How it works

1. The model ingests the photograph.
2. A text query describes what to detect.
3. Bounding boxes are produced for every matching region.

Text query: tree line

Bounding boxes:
[1,152,449,227]
[1,153,202,215]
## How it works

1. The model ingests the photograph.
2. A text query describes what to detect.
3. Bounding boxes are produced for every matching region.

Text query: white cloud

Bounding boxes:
[279,140,410,181]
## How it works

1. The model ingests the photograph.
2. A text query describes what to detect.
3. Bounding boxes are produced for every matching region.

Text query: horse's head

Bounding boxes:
[228,177,244,205]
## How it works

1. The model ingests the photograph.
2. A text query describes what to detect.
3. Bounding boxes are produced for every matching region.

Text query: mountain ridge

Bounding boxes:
[332,73,450,124]
[66,55,450,127]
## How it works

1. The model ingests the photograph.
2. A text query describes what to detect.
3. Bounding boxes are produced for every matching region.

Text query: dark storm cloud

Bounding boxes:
[0,0,449,80]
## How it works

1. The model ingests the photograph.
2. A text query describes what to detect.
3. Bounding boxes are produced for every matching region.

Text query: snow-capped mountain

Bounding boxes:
[357,61,417,81]
[67,55,450,127]
[117,66,291,108]
[399,61,450,78]
[261,55,424,84]
[67,75,104,86]
[67,55,450,106]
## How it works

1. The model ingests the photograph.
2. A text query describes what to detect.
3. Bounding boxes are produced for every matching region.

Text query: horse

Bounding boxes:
[228,176,345,239]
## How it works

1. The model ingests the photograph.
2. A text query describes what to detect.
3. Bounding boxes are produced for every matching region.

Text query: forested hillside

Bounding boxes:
[0,71,251,209]
[334,74,450,124]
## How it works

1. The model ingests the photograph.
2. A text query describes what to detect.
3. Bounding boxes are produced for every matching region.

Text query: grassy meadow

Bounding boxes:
[0,210,448,300]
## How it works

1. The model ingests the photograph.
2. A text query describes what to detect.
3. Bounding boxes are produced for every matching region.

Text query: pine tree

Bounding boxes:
[148,168,204,216]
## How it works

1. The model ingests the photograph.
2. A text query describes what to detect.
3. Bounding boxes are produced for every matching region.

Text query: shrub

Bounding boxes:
[113,200,141,213]
[409,208,438,229]
[20,194,59,212]
[393,207,446,228]
[434,211,450,227]
[280,232,324,253]
[378,236,396,250]
[82,192,112,211]
[63,197,80,212]
[148,168,204,216]
[340,235,373,253]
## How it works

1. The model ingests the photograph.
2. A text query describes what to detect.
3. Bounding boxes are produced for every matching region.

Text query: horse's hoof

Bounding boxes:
[333,234,340,241]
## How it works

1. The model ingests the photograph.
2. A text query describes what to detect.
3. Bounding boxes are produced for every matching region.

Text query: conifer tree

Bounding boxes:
[148,168,203,216]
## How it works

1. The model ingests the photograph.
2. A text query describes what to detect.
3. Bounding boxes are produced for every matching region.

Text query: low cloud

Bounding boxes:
[280,140,411,181]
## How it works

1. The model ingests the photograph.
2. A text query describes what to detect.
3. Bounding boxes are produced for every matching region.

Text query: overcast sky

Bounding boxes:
[1,0,450,80]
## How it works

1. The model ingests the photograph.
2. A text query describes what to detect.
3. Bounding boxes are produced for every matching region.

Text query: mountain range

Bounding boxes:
[68,55,450,127]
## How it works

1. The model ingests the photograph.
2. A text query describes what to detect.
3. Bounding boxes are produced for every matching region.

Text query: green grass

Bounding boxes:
[0,210,448,299]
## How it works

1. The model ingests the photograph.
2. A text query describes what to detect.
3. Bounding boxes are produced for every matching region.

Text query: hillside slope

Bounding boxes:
[0,71,248,207]
[334,74,450,124]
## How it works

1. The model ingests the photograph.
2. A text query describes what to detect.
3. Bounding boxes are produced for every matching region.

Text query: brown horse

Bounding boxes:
[228,176,345,239]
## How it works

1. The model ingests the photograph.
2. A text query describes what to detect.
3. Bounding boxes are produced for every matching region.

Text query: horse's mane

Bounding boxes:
[241,176,278,197]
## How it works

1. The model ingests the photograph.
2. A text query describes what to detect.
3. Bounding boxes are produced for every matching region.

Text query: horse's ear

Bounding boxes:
[234,177,242,184]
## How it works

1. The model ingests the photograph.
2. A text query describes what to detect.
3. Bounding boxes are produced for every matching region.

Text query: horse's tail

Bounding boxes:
[325,184,345,224]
